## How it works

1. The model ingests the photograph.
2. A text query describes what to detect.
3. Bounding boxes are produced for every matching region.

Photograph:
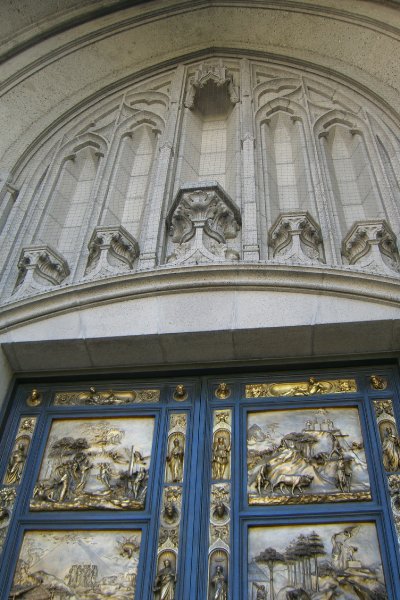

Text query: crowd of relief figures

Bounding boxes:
[247,408,371,505]
[249,523,387,600]
[30,418,154,510]
[9,530,140,599]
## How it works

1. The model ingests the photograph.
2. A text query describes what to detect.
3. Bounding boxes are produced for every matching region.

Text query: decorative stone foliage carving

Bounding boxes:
[14,245,69,295]
[342,220,400,275]
[185,61,239,109]
[85,226,139,278]
[268,212,324,264]
[166,182,241,264]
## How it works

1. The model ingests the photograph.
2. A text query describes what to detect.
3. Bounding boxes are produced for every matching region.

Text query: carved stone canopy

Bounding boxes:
[342,219,400,275]
[14,245,70,295]
[85,225,140,278]
[185,61,239,113]
[268,211,324,264]
[166,182,241,264]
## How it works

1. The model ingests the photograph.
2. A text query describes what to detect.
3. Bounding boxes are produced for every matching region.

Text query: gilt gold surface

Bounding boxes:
[0,487,16,556]
[54,386,160,405]
[248,523,387,599]
[370,375,388,390]
[173,385,188,402]
[215,383,231,399]
[248,407,370,506]
[373,399,400,472]
[10,530,141,599]
[165,414,186,484]
[30,417,154,510]
[26,388,42,406]
[4,417,37,486]
[246,377,357,398]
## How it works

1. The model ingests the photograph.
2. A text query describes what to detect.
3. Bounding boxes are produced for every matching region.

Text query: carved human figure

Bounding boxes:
[331,528,354,570]
[336,457,352,493]
[26,388,41,406]
[163,501,179,525]
[210,565,227,600]
[132,466,147,499]
[174,385,187,401]
[253,583,267,599]
[73,452,92,493]
[167,438,184,482]
[215,383,230,399]
[213,501,228,521]
[97,462,112,490]
[329,434,344,459]
[370,375,387,390]
[56,463,72,501]
[212,436,230,480]
[153,559,176,599]
[5,443,27,485]
[382,426,400,471]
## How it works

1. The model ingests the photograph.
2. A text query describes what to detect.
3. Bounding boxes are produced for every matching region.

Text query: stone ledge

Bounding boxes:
[1,262,400,332]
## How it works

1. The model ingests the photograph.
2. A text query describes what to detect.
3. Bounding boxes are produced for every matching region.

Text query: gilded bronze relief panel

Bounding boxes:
[10,529,141,599]
[30,417,155,511]
[247,407,371,505]
[248,522,387,599]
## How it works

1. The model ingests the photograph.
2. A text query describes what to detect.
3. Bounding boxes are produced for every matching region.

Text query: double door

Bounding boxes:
[0,368,400,598]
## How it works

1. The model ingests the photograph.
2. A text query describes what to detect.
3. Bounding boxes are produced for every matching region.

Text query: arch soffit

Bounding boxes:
[256,97,308,127]
[55,131,109,168]
[314,109,367,139]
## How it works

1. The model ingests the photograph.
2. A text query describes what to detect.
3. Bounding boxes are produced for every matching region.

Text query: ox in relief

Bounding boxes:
[248,408,370,505]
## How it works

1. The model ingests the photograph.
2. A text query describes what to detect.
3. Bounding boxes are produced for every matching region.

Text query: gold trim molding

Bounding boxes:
[246,377,357,398]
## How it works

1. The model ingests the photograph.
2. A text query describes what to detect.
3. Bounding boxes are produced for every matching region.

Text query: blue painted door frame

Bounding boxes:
[0,366,399,599]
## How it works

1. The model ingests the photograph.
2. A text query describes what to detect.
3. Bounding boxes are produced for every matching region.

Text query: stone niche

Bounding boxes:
[165,182,242,264]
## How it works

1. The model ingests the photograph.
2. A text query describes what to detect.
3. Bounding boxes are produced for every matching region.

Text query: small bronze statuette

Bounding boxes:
[370,375,387,390]
[26,388,42,407]
[166,437,185,483]
[173,384,188,402]
[153,559,176,599]
[215,383,231,400]
[210,565,228,599]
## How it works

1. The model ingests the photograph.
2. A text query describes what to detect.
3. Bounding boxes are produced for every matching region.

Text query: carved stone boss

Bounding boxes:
[14,245,69,295]
[85,225,140,277]
[166,182,241,264]
[342,219,400,275]
[268,211,324,264]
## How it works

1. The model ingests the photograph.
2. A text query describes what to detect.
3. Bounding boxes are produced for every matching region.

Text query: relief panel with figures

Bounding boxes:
[247,407,371,505]
[9,529,141,599]
[248,523,387,600]
[30,417,155,511]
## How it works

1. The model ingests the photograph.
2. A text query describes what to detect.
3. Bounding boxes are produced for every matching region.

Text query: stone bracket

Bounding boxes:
[342,219,400,275]
[14,245,70,296]
[166,182,241,264]
[268,211,324,264]
[85,225,140,278]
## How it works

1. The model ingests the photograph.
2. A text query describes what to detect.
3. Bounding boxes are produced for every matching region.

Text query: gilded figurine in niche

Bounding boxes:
[153,558,176,599]
[381,425,400,471]
[4,437,29,485]
[248,523,387,600]
[248,408,370,505]
[212,432,231,480]
[210,565,228,600]
[166,436,185,483]
[30,417,154,511]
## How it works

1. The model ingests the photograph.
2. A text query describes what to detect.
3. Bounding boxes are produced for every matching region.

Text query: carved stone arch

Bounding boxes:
[57,132,109,166]
[114,110,165,140]
[314,109,366,139]
[256,97,307,126]
[254,77,303,110]
[124,90,170,119]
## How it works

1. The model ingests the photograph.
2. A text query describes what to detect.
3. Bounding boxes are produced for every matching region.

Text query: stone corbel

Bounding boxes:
[166,182,241,264]
[342,220,400,275]
[184,61,239,109]
[268,212,324,264]
[85,225,139,278]
[13,245,70,296]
